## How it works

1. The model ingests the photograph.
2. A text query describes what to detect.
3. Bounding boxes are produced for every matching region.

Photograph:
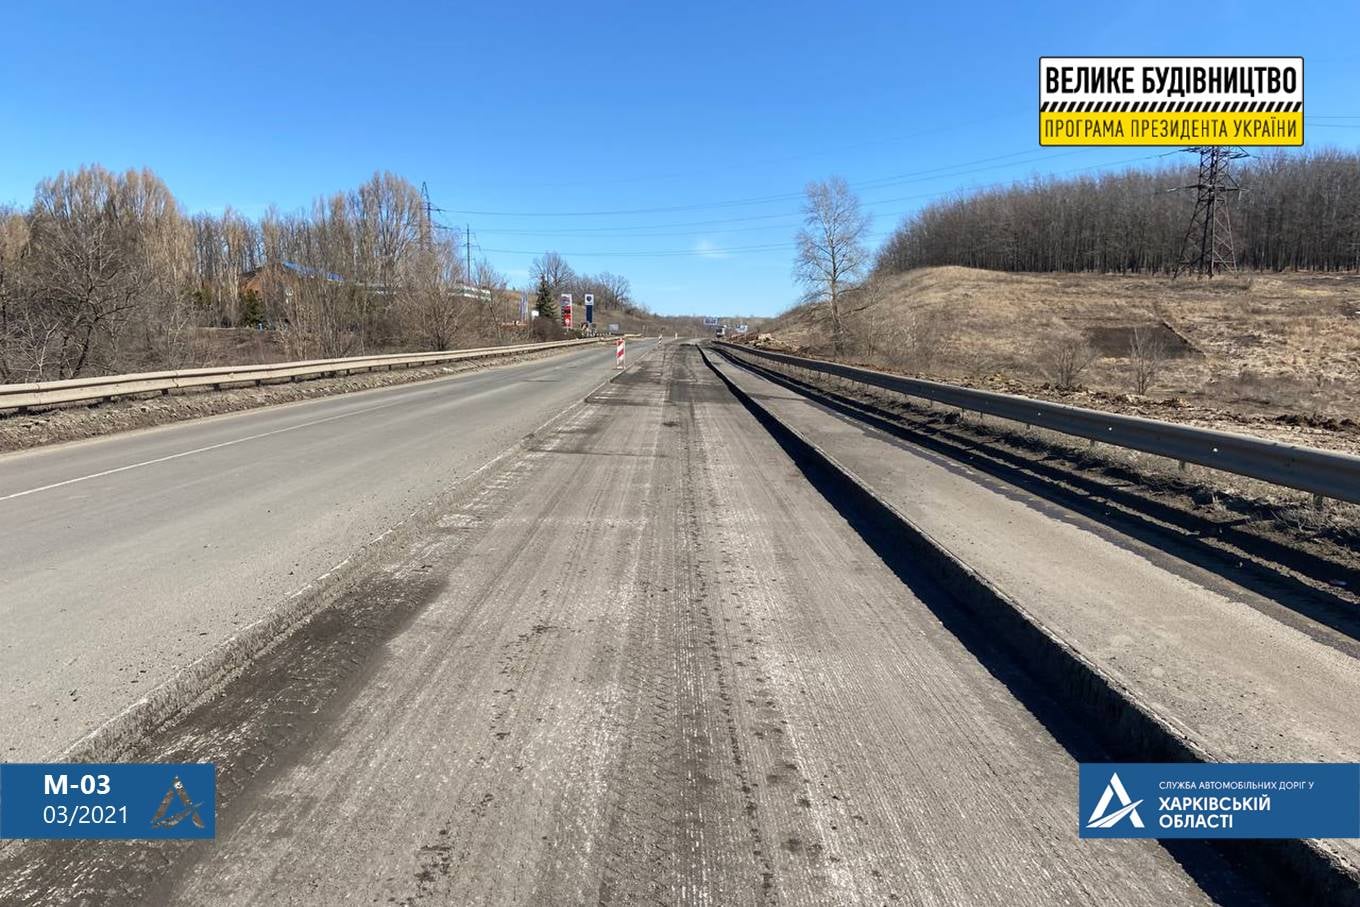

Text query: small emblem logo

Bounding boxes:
[1086,771,1146,829]
[150,776,206,830]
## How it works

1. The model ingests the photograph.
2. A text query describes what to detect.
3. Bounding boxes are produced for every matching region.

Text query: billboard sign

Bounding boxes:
[560,293,573,329]
[702,316,719,327]
[1040,56,1303,146]
[584,293,594,325]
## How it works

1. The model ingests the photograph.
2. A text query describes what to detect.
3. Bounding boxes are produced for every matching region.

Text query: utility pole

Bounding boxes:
[466,224,472,282]
[1171,146,1248,278]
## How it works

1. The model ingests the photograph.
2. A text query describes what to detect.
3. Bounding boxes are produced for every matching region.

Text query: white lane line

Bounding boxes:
[0,344,625,504]
[0,398,414,503]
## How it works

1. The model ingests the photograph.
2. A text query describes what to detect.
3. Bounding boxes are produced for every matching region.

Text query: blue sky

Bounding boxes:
[2,1,1357,316]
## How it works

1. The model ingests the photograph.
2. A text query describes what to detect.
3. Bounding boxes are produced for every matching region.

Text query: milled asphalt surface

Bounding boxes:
[709,348,1360,878]
[0,340,657,761]
[0,343,1260,905]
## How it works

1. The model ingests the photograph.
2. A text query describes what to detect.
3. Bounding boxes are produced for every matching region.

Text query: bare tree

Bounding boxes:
[795,177,871,352]
[532,252,574,299]
[20,166,197,378]
[597,272,632,310]
[398,236,464,351]
[1128,324,1168,395]
[472,257,509,342]
[1037,333,1098,390]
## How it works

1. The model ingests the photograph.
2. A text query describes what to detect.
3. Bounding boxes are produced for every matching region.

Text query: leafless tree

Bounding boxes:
[1037,333,1098,390]
[597,272,632,310]
[471,257,509,342]
[1128,324,1168,395]
[397,236,464,351]
[532,252,574,299]
[795,177,871,353]
[17,166,197,378]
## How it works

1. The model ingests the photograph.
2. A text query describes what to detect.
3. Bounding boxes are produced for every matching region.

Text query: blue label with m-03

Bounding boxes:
[0,763,215,840]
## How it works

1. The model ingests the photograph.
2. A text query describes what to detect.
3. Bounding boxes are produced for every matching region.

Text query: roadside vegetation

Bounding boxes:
[771,149,1360,451]
[0,167,665,384]
[877,149,1360,274]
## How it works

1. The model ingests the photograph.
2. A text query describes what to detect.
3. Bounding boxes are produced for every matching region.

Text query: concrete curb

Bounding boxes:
[701,344,1360,907]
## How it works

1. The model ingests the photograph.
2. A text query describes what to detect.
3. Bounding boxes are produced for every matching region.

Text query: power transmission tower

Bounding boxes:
[1172,147,1248,278]
[420,182,433,249]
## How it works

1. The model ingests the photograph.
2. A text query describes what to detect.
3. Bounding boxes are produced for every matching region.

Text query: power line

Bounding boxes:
[431,147,1099,218]
[428,151,1170,262]
[455,112,1028,193]
[472,152,1169,242]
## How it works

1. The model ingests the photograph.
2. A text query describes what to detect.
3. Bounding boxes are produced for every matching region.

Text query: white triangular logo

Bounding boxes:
[1086,771,1145,829]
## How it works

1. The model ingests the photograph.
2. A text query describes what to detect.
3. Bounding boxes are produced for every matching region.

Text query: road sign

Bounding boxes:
[702,316,719,327]
[584,293,594,325]
[561,293,573,329]
[608,323,620,334]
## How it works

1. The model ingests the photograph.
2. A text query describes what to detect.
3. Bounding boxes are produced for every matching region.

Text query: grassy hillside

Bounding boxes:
[761,267,1360,439]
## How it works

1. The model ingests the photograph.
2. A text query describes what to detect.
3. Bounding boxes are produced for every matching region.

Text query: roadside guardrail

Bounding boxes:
[716,341,1360,506]
[0,338,609,413]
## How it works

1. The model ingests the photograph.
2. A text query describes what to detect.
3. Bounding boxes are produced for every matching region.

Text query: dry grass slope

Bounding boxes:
[766,267,1360,452]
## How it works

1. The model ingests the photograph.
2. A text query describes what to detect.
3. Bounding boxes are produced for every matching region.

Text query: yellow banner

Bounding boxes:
[1040,111,1302,146]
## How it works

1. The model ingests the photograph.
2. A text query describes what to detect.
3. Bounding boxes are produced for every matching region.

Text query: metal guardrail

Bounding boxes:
[0,339,609,413]
[716,342,1360,506]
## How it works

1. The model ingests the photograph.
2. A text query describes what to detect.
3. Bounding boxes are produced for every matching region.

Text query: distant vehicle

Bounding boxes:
[714,325,727,338]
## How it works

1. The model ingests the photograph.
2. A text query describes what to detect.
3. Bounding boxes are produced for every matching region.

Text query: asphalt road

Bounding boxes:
[0,343,1261,905]
[0,340,657,761]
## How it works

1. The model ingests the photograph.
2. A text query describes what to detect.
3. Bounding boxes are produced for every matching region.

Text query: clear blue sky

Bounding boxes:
[2,1,1357,316]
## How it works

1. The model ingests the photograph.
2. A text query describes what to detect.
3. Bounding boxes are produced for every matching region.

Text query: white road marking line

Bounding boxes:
[0,398,413,503]
[0,345,623,502]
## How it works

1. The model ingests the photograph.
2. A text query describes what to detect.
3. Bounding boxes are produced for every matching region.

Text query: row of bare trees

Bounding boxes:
[529,251,635,315]
[0,167,198,381]
[1,166,653,383]
[876,149,1360,275]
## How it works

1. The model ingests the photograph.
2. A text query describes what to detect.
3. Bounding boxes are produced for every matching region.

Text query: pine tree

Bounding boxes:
[534,273,557,321]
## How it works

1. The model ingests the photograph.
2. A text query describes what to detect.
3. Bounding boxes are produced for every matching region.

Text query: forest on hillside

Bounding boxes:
[0,167,648,382]
[876,149,1360,275]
